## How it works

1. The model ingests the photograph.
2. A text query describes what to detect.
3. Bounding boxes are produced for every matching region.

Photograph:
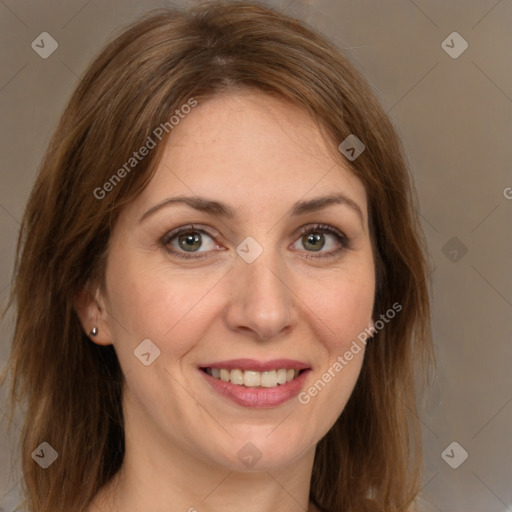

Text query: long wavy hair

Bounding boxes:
[1,1,434,511]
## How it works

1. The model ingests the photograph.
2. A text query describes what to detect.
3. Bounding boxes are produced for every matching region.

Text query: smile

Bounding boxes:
[202,367,304,388]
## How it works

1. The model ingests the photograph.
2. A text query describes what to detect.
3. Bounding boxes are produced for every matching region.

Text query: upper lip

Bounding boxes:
[199,358,310,372]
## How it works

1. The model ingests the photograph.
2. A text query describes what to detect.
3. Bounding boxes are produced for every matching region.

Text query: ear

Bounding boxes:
[74,281,113,346]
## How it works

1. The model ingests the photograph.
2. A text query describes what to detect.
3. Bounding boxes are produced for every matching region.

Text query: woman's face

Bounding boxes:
[92,89,376,471]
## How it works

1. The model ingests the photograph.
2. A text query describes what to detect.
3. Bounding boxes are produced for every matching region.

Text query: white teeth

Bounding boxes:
[205,367,302,387]
[276,368,287,385]
[230,369,244,385]
[260,370,277,388]
[243,370,261,387]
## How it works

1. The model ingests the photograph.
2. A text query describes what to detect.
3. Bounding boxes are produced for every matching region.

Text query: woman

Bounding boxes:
[1,1,434,511]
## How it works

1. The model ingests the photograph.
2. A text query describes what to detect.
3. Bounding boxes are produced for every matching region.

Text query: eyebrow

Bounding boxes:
[138,193,365,226]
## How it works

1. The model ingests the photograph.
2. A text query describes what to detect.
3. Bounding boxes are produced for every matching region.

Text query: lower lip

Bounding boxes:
[199,369,310,408]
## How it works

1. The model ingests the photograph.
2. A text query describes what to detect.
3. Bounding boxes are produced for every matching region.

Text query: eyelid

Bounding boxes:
[294,222,347,242]
[161,223,220,244]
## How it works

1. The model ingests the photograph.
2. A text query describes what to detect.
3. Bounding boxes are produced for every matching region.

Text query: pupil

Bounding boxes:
[305,233,324,251]
[179,232,201,251]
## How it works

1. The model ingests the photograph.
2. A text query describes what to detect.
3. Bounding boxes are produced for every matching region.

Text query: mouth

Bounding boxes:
[198,359,311,408]
[200,367,307,388]
[198,359,312,408]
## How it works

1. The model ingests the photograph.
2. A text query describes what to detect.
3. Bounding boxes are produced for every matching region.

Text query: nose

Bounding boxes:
[224,248,297,341]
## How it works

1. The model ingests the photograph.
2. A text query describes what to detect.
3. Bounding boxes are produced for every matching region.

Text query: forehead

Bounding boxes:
[130,90,368,223]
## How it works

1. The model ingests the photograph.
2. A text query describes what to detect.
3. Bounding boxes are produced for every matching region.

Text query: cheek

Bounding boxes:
[105,255,220,357]
[295,269,374,435]
[309,261,375,349]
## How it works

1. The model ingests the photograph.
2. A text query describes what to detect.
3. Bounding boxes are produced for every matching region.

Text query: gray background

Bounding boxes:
[1,1,511,511]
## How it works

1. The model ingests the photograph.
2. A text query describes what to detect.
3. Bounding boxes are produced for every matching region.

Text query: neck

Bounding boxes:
[93,451,318,512]
[91,394,318,512]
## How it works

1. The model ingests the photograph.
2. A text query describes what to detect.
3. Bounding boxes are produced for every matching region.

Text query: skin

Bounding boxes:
[76,89,376,512]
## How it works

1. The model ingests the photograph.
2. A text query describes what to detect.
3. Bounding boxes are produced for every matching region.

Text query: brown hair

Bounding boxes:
[1,1,434,511]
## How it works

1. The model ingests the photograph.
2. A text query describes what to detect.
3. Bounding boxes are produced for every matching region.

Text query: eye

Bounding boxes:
[291,224,351,259]
[161,223,352,261]
[161,224,220,260]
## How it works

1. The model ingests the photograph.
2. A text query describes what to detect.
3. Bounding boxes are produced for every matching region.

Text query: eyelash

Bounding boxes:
[160,223,352,260]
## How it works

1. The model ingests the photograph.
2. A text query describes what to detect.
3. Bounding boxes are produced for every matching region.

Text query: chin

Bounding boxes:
[198,427,315,472]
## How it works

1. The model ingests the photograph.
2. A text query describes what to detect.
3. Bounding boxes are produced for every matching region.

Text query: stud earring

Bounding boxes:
[89,326,98,337]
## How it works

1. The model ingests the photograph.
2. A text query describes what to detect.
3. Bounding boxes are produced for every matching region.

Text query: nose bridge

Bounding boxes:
[227,238,295,339]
